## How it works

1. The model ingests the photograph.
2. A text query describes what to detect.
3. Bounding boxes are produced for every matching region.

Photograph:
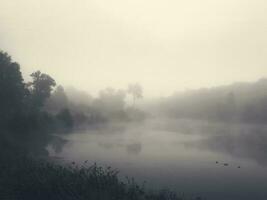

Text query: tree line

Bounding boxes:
[0,50,146,156]
[159,79,267,123]
[0,51,76,156]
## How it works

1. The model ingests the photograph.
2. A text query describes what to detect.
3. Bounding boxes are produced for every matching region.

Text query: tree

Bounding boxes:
[56,108,74,129]
[0,51,26,127]
[27,71,56,108]
[93,88,127,117]
[127,83,143,107]
[53,85,68,105]
[45,85,69,113]
[0,51,73,156]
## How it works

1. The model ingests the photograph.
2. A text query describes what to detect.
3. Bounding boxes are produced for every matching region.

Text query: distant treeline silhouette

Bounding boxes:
[44,84,146,128]
[158,79,267,123]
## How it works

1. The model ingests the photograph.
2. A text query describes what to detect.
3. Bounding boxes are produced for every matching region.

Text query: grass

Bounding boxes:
[0,155,203,200]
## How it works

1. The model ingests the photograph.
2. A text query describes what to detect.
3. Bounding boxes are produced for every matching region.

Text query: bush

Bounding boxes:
[0,156,195,200]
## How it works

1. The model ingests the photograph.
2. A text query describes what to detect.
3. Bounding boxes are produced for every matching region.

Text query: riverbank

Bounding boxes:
[0,155,200,200]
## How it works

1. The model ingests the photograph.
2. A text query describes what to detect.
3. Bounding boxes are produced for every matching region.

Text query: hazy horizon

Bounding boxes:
[3,1,267,199]
[1,0,267,97]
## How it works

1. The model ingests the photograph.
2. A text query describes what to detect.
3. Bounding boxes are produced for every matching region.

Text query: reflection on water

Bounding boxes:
[184,124,267,166]
[126,143,142,155]
[48,119,267,200]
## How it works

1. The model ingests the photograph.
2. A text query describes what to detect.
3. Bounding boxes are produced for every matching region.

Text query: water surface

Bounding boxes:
[48,118,267,200]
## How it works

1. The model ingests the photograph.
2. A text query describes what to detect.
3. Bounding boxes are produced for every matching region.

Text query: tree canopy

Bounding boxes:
[128,83,143,107]
[0,51,26,127]
[27,70,56,107]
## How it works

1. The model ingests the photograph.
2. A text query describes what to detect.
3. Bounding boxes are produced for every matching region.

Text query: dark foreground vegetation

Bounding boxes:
[0,154,199,200]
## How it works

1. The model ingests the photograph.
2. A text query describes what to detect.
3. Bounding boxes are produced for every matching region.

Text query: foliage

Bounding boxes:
[159,79,267,123]
[0,51,27,128]
[56,108,74,130]
[91,88,127,121]
[0,156,194,200]
[45,85,69,113]
[128,83,143,107]
[0,51,74,156]
[27,70,56,108]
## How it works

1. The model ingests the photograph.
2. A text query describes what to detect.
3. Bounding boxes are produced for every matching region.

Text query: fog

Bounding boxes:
[48,119,267,200]
[2,1,267,200]
[1,0,267,96]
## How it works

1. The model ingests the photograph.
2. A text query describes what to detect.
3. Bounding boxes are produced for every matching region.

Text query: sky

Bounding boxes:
[0,0,267,97]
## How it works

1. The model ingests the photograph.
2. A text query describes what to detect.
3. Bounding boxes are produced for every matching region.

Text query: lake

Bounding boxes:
[48,118,267,200]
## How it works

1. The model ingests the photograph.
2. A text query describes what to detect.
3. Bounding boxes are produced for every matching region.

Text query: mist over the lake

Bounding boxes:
[1,1,267,200]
